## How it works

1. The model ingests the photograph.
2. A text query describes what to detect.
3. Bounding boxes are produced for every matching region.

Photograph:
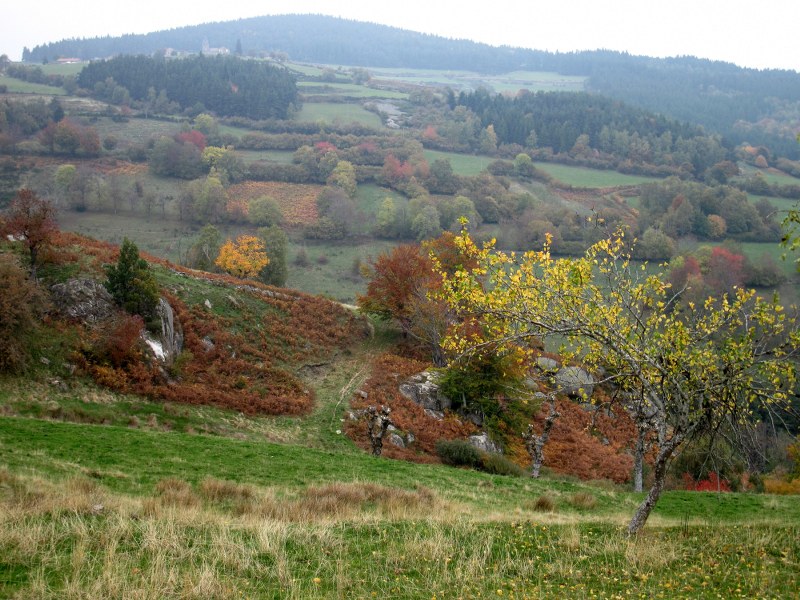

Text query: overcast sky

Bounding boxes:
[3,0,798,71]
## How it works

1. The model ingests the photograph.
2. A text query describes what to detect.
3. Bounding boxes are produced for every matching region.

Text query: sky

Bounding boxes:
[3,0,798,71]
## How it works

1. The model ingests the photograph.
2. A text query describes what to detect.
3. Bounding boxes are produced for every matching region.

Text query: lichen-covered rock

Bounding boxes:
[555,366,595,399]
[536,356,559,372]
[399,371,452,412]
[50,278,115,324]
[388,433,405,448]
[468,432,503,454]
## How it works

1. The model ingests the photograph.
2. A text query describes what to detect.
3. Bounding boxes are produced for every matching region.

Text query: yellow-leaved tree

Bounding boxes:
[214,235,269,279]
[436,227,799,535]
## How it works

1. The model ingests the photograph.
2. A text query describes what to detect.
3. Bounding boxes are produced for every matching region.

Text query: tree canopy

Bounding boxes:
[436,228,799,534]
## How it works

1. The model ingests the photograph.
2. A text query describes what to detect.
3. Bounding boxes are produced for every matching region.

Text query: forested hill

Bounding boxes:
[22,14,800,158]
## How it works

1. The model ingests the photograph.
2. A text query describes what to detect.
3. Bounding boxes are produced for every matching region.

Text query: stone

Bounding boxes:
[388,433,405,448]
[50,278,115,324]
[536,356,559,372]
[201,336,215,352]
[555,366,595,399]
[399,371,451,411]
[406,432,416,445]
[424,408,444,420]
[141,297,184,367]
[204,299,212,310]
[468,432,502,454]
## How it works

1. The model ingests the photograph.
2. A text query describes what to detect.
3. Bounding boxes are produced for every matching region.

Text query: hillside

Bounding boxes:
[1,231,799,598]
[21,14,800,159]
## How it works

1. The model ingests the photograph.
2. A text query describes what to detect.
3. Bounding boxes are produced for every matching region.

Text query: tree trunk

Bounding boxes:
[633,427,646,493]
[627,435,682,535]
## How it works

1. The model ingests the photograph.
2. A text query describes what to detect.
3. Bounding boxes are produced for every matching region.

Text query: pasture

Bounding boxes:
[294,102,384,129]
[0,76,65,95]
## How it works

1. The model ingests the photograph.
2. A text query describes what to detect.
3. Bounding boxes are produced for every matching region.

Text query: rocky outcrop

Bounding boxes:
[468,432,503,454]
[555,366,595,400]
[399,371,452,412]
[141,297,184,366]
[50,278,115,324]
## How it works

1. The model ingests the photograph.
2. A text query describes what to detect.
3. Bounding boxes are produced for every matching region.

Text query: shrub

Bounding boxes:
[0,255,46,373]
[436,439,482,468]
[480,453,525,477]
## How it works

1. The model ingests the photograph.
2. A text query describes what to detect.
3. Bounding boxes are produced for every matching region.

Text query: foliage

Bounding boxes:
[214,235,270,279]
[77,54,298,119]
[184,224,222,271]
[437,229,799,533]
[247,195,283,227]
[479,452,525,477]
[435,438,482,468]
[0,254,46,373]
[257,226,288,287]
[2,188,58,276]
[104,238,160,320]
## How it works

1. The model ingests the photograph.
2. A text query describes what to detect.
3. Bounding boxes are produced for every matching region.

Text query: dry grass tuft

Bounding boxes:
[568,491,597,510]
[198,477,255,504]
[147,477,200,510]
[529,494,557,512]
[244,482,440,521]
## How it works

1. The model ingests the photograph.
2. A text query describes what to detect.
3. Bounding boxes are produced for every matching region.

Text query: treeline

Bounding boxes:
[450,90,729,177]
[22,15,800,158]
[77,55,298,119]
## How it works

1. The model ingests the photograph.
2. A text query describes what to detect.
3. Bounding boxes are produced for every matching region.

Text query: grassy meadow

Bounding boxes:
[294,103,384,128]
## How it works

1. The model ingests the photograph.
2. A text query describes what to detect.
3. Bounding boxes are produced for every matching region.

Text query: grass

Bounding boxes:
[298,81,408,100]
[0,75,65,95]
[286,238,399,303]
[238,149,296,165]
[423,149,496,176]
[294,102,384,128]
[1,414,799,598]
[532,162,663,188]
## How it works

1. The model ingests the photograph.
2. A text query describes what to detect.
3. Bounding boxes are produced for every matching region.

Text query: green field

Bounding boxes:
[739,164,800,186]
[238,149,296,165]
[299,81,408,100]
[286,238,399,303]
[295,102,384,128]
[423,149,496,176]
[533,162,663,188]
[39,62,87,76]
[0,75,65,95]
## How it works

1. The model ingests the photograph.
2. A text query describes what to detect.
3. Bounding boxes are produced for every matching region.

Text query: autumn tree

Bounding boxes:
[437,229,799,535]
[215,235,270,279]
[105,238,160,320]
[3,188,58,277]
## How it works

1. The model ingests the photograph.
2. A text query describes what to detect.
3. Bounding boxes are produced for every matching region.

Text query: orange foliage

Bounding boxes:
[541,398,635,483]
[226,182,322,226]
[346,353,477,463]
[215,235,270,279]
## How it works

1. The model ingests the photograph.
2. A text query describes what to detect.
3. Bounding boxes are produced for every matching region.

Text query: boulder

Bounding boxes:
[388,433,405,448]
[50,278,115,324]
[555,366,595,399]
[468,432,502,454]
[536,356,559,372]
[399,371,452,412]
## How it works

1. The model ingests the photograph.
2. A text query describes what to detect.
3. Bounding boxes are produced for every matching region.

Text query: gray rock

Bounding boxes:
[555,366,595,399]
[204,299,213,310]
[201,336,215,352]
[468,432,502,454]
[406,432,416,445]
[536,357,559,372]
[50,278,115,324]
[155,297,183,364]
[424,408,444,420]
[399,371,452,411]
[388,433,405,448]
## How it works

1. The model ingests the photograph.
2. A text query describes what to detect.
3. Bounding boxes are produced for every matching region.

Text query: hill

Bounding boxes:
[21,14,800,159]
[1,230,799,598]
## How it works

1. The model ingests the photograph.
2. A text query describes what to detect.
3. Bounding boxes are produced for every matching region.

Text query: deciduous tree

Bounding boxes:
[3,188,57,277]
[215,235,270,279]
[437,230,799,535]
